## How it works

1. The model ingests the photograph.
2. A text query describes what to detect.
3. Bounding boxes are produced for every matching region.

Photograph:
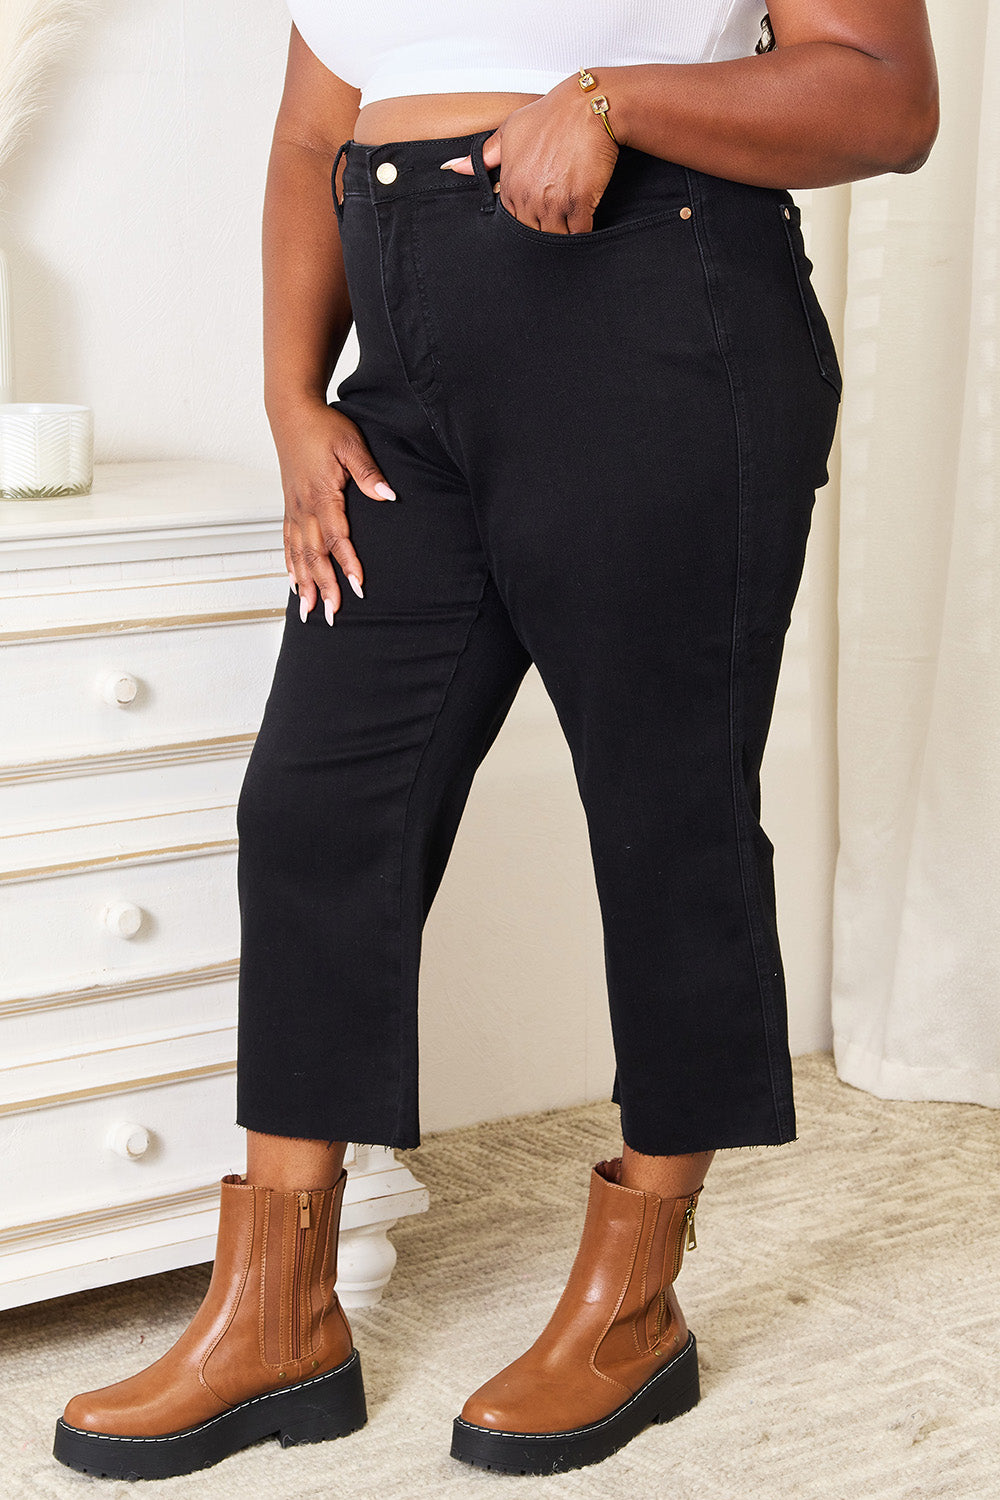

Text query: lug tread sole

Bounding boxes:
[450,1332,699,1476]
[52,1348,366,1482]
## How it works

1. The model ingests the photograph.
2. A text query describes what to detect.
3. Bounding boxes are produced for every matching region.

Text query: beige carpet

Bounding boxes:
[4,1054,997,1499]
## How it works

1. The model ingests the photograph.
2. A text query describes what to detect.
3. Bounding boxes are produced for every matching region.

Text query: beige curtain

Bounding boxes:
[828,0,1000,1106]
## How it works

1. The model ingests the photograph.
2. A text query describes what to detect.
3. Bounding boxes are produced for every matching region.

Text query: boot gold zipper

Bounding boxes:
[671,1193,699,1281]
[291,1192,311,1364]
[650,1194,701,1353]
[685,1196,698,1251]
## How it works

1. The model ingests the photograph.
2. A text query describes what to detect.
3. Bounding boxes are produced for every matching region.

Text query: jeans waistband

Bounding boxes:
[339,132,493,200]
[334,130,698,219]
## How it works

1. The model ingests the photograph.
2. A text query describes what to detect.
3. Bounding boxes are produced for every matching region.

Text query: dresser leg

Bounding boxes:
[336,1220,400,1307]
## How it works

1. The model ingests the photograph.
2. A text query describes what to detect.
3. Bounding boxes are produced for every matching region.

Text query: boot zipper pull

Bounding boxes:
[685,1198,698,1251]
[298,1191,311,1231]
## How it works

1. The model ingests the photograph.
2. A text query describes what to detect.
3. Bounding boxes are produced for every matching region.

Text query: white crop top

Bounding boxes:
[286,1,770,111]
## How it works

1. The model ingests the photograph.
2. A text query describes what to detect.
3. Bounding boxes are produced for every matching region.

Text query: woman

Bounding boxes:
[54,0,938,1482]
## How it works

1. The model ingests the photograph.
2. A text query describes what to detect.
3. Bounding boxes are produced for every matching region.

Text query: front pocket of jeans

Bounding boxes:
[494,195,691,246]
[779,202,843,398]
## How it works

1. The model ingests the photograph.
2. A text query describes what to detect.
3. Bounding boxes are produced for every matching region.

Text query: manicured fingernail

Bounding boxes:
[324,597,335,626]
[374,481,396,500]
[348,574,364,599]
[299,596,308,623]
[440,157,465,170]
[288,572,298,594]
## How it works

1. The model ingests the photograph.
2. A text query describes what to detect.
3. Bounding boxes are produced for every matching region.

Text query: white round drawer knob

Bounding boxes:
[101,901,144,938]
[107,1122,151,1160]
[97,670,139,706]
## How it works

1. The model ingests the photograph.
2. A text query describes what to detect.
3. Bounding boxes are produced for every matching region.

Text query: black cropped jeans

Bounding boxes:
[235,131,841,1156]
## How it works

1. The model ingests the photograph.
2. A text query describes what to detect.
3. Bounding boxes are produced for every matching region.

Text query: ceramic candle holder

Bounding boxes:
[0,403,94,499]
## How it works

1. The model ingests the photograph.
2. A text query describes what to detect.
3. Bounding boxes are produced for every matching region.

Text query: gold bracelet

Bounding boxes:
[578,68,618,144]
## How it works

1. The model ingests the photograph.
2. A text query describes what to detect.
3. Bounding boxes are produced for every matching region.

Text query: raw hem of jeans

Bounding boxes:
[234,1113,420,1153]
[617,1116,797,1158]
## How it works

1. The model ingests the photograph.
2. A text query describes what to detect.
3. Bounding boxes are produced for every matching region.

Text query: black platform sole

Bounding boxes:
[451,1332,699,1476]
[52,1348,367,1481]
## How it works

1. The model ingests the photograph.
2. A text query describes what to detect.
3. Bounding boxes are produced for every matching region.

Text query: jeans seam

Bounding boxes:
[684,168,789,1140]
[390,567,492,1146]
[372,199,464,475]
[779,204,844,398]
[371,196,417,402]
[408,210,471,474]
[343,183,479,204]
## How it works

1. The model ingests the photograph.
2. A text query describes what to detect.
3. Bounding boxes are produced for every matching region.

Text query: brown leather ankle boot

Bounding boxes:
[451,1156,702,1475]
[53,1168,366,1481]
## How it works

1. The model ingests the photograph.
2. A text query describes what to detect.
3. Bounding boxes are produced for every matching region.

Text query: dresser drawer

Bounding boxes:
[0,615,283,770]
[1,845,239,998]
[1,964,237,1073]
[0,1064,244,1232]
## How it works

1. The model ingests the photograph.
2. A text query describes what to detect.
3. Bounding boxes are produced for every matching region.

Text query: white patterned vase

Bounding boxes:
[0,403,93,499]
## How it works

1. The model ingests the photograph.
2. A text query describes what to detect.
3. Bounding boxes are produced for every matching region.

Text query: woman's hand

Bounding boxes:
[270,398,396,624]
[442,74,619,234]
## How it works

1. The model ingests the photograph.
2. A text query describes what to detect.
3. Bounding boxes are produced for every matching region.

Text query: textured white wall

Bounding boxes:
[4,1,289,463]
[2,1,838,1140]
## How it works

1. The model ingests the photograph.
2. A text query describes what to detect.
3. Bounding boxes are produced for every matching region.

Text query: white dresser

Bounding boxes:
[0,460,427,1312]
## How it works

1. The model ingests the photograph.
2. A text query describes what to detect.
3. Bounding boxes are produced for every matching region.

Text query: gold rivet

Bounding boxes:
[376,161,398,185]
[680,207,692,221]
[783,206,791,220]
[312,1360,319,1369]
[493,181,501,193]
[277,1370,286,1380]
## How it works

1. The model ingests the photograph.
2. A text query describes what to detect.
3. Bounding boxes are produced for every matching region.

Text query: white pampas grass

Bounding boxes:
[0,0,99,180]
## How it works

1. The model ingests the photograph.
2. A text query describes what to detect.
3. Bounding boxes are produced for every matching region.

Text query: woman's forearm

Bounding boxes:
[606,43,939,190]
[262,136,353,425]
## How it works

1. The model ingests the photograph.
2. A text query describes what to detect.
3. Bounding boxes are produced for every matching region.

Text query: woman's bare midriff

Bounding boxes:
[353,92,542,146]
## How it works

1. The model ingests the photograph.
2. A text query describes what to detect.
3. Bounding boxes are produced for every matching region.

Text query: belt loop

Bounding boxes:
[470,130,498,214]
[331,139,351,221]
